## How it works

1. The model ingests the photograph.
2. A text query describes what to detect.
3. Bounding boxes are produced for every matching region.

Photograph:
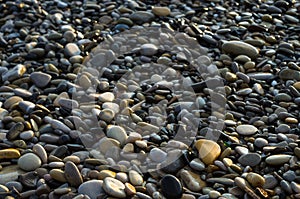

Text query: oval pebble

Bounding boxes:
[18,153,41,171]
[103,177,126,198]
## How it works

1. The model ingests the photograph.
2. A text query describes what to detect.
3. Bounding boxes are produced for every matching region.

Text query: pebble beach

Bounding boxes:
[0,0,300,198]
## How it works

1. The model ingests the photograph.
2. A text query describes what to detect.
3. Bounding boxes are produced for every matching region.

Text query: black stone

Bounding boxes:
[161,175,183,199]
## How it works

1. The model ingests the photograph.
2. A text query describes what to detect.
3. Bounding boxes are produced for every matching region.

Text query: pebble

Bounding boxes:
[130,11,155,24]
[103,177,126,198]
[2,64,26,82]
[18,101,35,114]
[30,72,52,88]
[222,41,259,59]
[152,7,171,16]
[246,172,265,187]
[58,98,79,110]
[99,92,115,102]
[18,153,41,171]
[149,148,167,163]
[4,96,23,109]
[263,174,278,189]
[0,149,20,159]
[195,139,221,165]
[107,125,128,146]
[236,124,258,135]
[65,43,81,57]
[283,170,296,182]
[189,158,206,171]
[78,180,104,199]
[254,138,268,148]
[33,144,48,164]
[265,155,292,165]
[64,161,83,187]
[129,170,143,186]
[140,43,158,56]
[161,174,183,199]
[238,153,261,167]
[180,170,206,192]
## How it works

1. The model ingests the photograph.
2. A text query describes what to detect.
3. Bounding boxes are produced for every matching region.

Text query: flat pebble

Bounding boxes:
[64,161,83,187]
[161,174,183,199]
[238,153,261,167]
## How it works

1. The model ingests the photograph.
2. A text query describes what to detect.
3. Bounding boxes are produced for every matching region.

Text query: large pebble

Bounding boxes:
[78,180,104,199]
[30,72,52,88]
[33,144,48,164]
[130,11,155,24]
[2,64,26,81]
[265,155,291,165]
[65,43,81,57]
[152,7,171,16]
[161,174,183,199]
[103,177,126,198]
[18,153,41,171]
[222,41,259,59]
[180,170,206,192]
[107,125,128,146]
[64,161,83,187]
[0,149,20,159]
[149,148,167,163]
[195,139,221,165]
[236,124,258,135]
[246,172,265,187]
[129,170,143,186]
[140,44,158,56]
